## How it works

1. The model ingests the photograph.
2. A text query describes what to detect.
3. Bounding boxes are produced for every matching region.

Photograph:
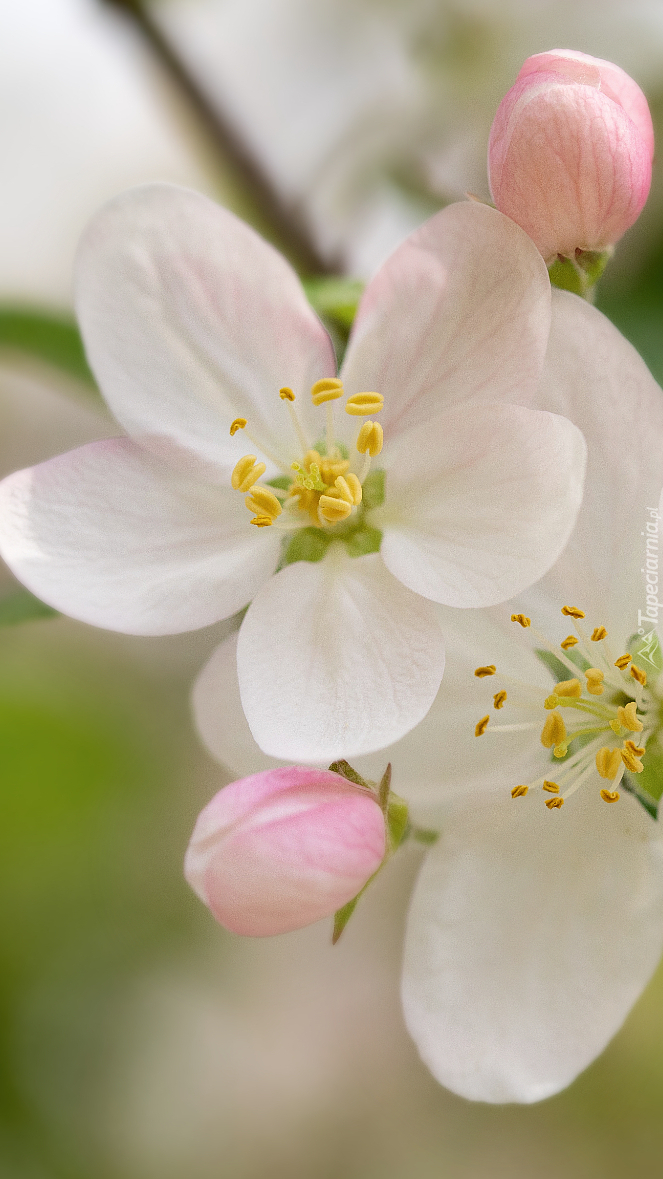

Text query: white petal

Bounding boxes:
[193,632,285,776]
[75,184,336,471]
[236,548,445,761]
[341,202,550,439]
[378,402,586,607]
[527,290,663,640]
[0,440,279,634]
[403,791,663,1103]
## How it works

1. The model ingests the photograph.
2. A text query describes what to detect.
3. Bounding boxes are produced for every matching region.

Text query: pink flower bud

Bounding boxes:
[184,766,386,936]
[488,50,654,261]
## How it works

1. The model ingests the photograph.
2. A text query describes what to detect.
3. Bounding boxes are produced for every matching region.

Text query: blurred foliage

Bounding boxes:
[597,235,663,387]
[0,589,57,627]
[0,308,97,395]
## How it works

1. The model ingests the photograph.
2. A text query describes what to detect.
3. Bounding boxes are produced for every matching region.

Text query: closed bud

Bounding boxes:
[184,766,386,936]
[488,50,654,262]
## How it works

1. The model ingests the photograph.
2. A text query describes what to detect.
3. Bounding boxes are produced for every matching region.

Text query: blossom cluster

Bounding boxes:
[1,47,662,1106]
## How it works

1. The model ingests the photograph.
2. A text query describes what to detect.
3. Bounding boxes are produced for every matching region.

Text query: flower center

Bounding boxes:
[229,379,385,540]
[473,606,663,811]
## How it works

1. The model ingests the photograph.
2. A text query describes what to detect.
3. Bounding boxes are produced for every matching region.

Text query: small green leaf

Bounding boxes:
[622,774,660,819]
[332,895,360,944]
[411,827,439,845]
[0,305,97,392]
[629,629,663,675]
[328,759,368,788]
[361,469,385,510]
[303,278,365,330]
[386,794,409,853]
[0,589,58,626]
[343,525,382,558]
[283,527,332,565]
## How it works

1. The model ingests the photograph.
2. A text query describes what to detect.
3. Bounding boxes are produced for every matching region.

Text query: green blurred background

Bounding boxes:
[3,2,663,1175]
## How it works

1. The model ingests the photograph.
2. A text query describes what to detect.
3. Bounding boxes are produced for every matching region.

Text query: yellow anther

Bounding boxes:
[541,711,567,749]
[229,417,247,436]
[356,421,383,456]
[554,678,582,698]
[617,702,643,732]
[600,789,620,803]
[542,780,560,794]
[585,668,604,696]
[334,475,362,506]
[546,797,564,810]
[231,455,267,492]
[630,663,647,687]
[474,665,496,677]
[318,494,353,524]
[475,715,490,737]
[591,626,607,641]
[345,391,384,416]
[250,515,273,528]
[511,613,531,628]
[493,690,507,709]
[544,694,559,710]
[553,743,569,758]
[244,486,282,519]
[596,747,622,780]
[621,745,644,773]
[561,605,585,618]
[511,784,528,798]
[303,449,322,468]
[624,739,646,756]
[614,653,632,670]
[311,377,343,405]
[561,635,578,649]
[279,386,295,401]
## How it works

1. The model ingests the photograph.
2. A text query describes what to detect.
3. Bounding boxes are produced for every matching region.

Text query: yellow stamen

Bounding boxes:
[596,747,622,780]
[541,711,567,749]
[630,664,647,687]
[229,417,247,436]
[544,695,559,710]
[617,702,643,732]
[511,613,531,628]
[250,515,273,528]
[311,378,343,406]
[334,475,362,506]
[614,653,632,670]
[231,455,267,492]
[542,780,560,793]
[511,785,528,798]
[475,715,490,737]
[561,605,585,618]
[244,486,282,519]
[356,421,383,456]
[279,386,295,401]
[561,635,578,649]
[493,690,507,709]
[624,739,646,756]
[585,668,605,696]
[621,745,644,773]
[600,789,620,803]
[554,678,582,698]
[346,392,384,415]
[318,495,353,524]
[474,665,496,677]
[591,626,607,641]
[546,797,564,809]
[343,472,362,505]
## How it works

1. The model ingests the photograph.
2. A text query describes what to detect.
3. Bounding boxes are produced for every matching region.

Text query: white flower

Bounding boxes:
[0,185,585,762]
[193,291,663,1103]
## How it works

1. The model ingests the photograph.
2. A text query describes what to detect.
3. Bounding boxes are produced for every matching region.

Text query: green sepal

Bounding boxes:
[410,827,439,846]
[622,773,660,819]
[625,739,663,807]
[267,475,291,491]
[548,249,612,300]
[328,759,369,789]
[361,469,385,510]
[312,439,349,460]
[629,629,663,675]
[282,527,332,565]
[386,793,409,853]
[303,278,365,330]
[343,525,382,558]
[0,305,98,394]
[534,646,589,682]
[332,895,360,944]
[0,589,58,626]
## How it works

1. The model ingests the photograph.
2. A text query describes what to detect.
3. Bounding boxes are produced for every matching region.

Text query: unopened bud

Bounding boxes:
[488,50,653,262]
[184,766,386,937]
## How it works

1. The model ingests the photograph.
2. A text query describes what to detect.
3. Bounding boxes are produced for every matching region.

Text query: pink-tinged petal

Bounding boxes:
[402,790,663,1103]
[0,440,279,634]
[236,549,445,761]
[340,202,551,439]
[185,766,385,936]
[377,401,586,608]
[75,184,336,472]
[489,55,652,260]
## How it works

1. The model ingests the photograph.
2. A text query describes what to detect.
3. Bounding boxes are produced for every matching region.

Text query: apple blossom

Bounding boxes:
[191,290,663,1103]
[0,185,585,763]
[488,50,654,263]
[184,765,387,936]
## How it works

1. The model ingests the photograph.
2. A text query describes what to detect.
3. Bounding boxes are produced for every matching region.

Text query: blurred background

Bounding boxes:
[3,1,663,1175]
